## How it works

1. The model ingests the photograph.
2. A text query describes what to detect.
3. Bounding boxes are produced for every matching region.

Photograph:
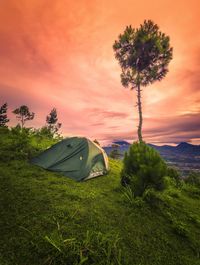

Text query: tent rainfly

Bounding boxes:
[31,137,109,181]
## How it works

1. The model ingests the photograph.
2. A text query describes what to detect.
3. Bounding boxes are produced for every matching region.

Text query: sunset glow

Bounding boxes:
[0,0,200,145]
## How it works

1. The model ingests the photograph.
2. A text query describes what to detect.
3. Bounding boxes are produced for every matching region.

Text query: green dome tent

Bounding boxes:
[31,137,109,181]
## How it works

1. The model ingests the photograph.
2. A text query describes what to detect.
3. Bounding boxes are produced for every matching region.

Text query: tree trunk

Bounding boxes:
[21,115,24,128]
[137,83,143,143]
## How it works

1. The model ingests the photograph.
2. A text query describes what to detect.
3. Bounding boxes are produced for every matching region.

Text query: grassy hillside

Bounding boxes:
[0,128,200,265]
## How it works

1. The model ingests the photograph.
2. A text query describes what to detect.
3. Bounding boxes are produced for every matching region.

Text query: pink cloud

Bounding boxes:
[0,0,199,145]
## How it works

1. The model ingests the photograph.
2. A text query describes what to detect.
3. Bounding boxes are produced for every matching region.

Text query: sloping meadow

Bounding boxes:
[0,128,200,265]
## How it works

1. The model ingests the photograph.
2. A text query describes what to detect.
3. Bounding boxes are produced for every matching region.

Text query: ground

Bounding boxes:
[0,130,200,265]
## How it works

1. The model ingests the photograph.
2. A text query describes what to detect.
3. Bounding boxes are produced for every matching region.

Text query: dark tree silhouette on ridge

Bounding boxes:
[13,105,34,128]
[0,103,9,127]
[46,108,62,135]
[113,20,173,142]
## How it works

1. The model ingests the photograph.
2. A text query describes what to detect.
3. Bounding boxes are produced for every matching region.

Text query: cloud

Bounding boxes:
[0,0,199,145]
[98,112,200,144]
[0,22,53,78]
[90,122,105,127]
[145,113,200,134]
[87,108,130,119]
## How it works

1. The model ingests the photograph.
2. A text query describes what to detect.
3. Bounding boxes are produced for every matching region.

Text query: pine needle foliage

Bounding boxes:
[0,103,9,127]
[46,108,62,136]
[121,142,167,196]
[12,105,34,128]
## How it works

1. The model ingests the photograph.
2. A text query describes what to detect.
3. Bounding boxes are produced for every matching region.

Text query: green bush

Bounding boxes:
[163,176,177,188]
[167,166,181,186]
[34,126,54,139]
[184,185,200,199]
[0,126,58,162]
[121,142,167,196]
[121,186,144,208]
[185,172,200,188]
[0,126,33,161]
[142,188,163,207]
[172,220,189,238]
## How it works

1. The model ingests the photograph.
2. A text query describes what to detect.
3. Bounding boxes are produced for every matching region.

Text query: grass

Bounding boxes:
[0,129,200,264]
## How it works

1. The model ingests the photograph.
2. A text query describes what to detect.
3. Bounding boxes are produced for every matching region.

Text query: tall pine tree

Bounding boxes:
[0,103,9,127]
[113,20,173,142]
[46,108,62,135]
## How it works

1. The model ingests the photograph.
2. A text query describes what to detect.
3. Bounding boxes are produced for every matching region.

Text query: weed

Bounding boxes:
[43,226,122,265]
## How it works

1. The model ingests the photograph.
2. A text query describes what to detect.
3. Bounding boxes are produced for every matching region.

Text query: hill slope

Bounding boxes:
[0,131,200,265]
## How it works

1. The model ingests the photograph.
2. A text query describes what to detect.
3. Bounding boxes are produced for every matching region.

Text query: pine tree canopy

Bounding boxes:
[46,108,58,125]
[46,108,62,136]
[12,105,34,127]
[0,103,9,127]
[113,20,173,88]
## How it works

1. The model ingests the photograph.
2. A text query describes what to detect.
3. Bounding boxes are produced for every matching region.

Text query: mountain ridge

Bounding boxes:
[103,141,200,174]
[104,141,200,150]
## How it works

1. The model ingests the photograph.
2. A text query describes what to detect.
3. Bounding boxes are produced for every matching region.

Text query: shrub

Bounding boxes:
[0,126,50,162]
[163,176,177,188]
[36,126,54,139]
[0,126,34,161]
[121,185,135,204]
[142,188,163,207]
[109,144,121,159]
[172,220,189,238]
[185,172,200,188]
[121,142,167,196]
[185,186,200,199]
[167,166,181,186]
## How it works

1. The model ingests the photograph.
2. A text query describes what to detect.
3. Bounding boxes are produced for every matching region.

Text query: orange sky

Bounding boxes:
[0,0,200,145]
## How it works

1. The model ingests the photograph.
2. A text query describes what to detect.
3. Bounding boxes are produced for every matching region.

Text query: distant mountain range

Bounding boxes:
[103,141,200,174]
[149,142,200,156]
[104,141,200,156]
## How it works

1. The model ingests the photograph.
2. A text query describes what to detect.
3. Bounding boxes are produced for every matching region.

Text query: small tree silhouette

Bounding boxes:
[110,144,121,159]
[113,20,173,142]
[13,105,34,128]
[0,103,9,127]
[46,108,61,135]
